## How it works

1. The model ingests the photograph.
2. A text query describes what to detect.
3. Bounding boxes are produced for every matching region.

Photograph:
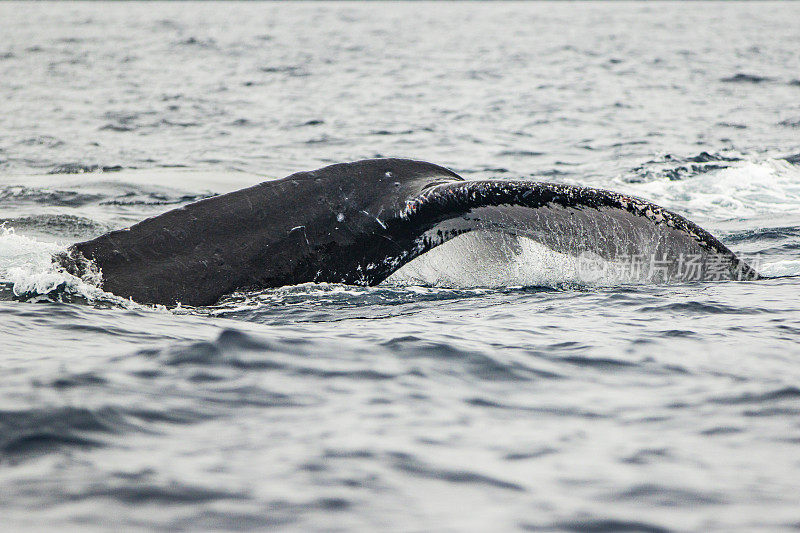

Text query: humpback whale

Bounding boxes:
[56,158,759,306]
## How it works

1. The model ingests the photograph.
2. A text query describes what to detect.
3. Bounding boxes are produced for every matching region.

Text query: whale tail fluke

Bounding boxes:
[57,159,759,306]
[385,179,759,285]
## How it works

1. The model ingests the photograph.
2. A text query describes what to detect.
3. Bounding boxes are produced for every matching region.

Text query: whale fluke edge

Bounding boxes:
[56,158,759,306]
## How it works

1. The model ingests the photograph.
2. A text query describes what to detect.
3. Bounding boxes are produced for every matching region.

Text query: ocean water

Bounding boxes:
[2,2,800,531]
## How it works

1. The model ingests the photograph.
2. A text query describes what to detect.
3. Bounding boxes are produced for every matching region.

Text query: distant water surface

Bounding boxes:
[1,2,800,531]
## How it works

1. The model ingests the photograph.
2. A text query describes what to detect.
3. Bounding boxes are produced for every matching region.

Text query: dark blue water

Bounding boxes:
[2,2,800,531]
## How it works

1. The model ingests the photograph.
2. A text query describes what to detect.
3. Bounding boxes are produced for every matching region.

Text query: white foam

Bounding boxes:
[0,225,106,300]
[759,260,800,278]
[615,159,800,221]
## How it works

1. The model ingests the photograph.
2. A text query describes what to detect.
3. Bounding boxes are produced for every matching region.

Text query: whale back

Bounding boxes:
[58,158,757,306]
[59,159,463,305]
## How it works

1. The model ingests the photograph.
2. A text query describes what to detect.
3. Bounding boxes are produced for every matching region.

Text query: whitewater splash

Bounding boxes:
[616,158,800,221]
[0,225,107,302]
[760,259,800,277]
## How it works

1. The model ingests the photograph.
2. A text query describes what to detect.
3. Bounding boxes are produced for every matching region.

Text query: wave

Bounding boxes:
[720,73,774,84]
[0,185,105,207]
[48,163,124,174]
[0,214,110,238]
[0,183,213,208]
[0,406,124,458]
[621,151,743,184]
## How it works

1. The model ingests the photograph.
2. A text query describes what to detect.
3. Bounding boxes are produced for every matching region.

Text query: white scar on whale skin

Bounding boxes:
[361,209,387,229]
[289,225,310,245]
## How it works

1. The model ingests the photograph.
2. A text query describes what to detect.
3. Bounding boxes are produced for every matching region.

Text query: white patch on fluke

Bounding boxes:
[383,230,637,288]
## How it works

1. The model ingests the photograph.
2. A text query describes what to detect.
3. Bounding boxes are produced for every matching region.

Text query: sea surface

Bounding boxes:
[2,2,800,531]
